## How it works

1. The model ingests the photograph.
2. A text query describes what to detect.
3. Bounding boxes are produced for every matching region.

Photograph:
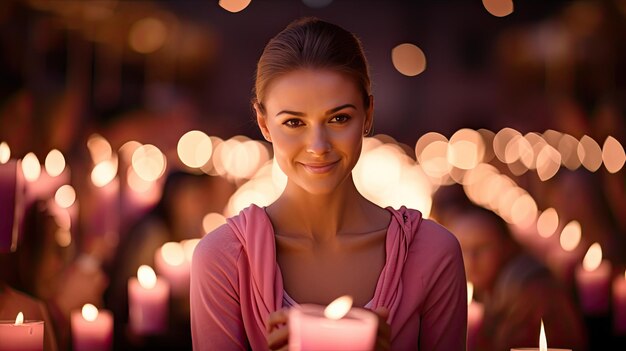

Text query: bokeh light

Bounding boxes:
[560,220,582,252]
[55,228,72,248]
[55,184,76,209]
[602,136,625,173]
[558,134,582,170]
[129,17,168,54]
[447,129,485,170]
[482,0,514,17]
[219,0,252,13]
[131,144,166,182]
[22,152,41,182]
[493,128,520,163]
[87,134,112,165]
[45,149,66,177]
[177,130,213,168]
[161,242,185,266]
[202,212,227,234]
[391,43,426,77]
[0,142,10,164]
[582,242,602,271]
[577,135,602,172]
[536,144,561,181]
[91,159,118,187]
[537,207,559,238]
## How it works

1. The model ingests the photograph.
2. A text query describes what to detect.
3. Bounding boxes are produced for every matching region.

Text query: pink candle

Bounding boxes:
[154,242,190,297]
[574,243,611,315]
[71,304,113,351]
[613,270,626,334]
[289,296,378,351]
[467,283,484,351]
[128,265,169,335]
[0,313,44,351]
[0,159,24,253]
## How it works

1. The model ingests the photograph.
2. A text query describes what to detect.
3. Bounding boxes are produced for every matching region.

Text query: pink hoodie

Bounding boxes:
[190,204,466,350]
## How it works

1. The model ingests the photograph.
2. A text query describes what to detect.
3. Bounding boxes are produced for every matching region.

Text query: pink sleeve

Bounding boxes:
[419,220,468,351]
[190,225,250,350]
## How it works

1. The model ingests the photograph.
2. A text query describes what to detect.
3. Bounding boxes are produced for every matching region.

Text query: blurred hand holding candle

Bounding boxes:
[466,282,484,351]
[288,295,378,351]
[510,319,571,351]
[613,270,626,334]
[128,265,169,335]
[71,304,113,351]
[575,243,611,315]
[0,312,44,351]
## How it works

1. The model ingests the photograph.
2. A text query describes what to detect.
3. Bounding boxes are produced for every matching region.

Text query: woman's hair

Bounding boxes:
[254,17,371,113]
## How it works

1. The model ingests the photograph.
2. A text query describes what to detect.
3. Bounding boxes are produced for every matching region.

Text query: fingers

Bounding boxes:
[373,307,391,351]
[267,325,289,351]
[266,308,289,333]
[267,308,290,351]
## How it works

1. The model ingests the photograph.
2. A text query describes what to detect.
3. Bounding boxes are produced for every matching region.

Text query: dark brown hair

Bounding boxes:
[254,17,371,113]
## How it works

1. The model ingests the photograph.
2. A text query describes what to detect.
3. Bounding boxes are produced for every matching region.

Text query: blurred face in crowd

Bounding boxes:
[448,212,513,295]
[256,69,372,195]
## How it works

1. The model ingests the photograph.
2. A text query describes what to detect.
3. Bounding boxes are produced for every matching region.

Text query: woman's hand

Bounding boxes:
[267,308,290,351]
[373,307,391,351]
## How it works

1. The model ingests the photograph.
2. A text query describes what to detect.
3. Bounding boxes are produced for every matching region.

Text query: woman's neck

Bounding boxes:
[267,178,377,242]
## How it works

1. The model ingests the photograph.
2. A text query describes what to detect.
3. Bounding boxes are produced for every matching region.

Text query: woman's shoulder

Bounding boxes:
[193,223,243,266]
[410,216,463,260]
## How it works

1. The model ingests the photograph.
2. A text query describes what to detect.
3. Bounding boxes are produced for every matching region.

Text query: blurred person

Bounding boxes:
[190,18,467,351]
[3,200,108,351]
[105,170,235,350]
[446,203,587,351]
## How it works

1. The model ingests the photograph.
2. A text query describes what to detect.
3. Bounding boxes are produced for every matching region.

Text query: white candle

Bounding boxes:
[466,283,484,351]
[71,304,113,351]
[574,243,611,315]
[128,265,169,335]
[510,319,571,351]
[154,242,190,297]
[289,295,378,351]
[613,270,626,334]
[0,312,44,351]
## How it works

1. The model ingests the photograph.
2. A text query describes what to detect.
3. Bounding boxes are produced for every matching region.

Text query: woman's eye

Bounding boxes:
[331,114,351,123]
[283,119,304,128]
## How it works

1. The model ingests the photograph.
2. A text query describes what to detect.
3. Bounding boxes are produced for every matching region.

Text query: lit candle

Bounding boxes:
[510,319,571,351]
[574,243,611,315]
[71,304,113,351]
[545,221,584,284]
[467,282,484,351]
[0,158,24,253]
[154,242,190,297]
[0,312,44,351]
[128,265,169,335]
[288,295,378,351]
[613,270,626,334]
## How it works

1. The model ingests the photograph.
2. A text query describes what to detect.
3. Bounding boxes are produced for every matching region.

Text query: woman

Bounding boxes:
[190,17,467,350]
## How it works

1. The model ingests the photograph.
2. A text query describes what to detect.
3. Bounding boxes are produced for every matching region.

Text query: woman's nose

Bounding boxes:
[306,126,331,155]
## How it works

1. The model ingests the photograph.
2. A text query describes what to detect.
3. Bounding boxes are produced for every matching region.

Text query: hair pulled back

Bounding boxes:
[254,17,371,113]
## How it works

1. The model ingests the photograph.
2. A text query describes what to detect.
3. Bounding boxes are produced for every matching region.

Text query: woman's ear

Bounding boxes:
[364,95,374,135]
[254,102,272,142]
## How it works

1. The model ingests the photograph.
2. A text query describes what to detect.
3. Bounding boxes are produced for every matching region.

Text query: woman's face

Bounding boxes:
[256,69,372,195]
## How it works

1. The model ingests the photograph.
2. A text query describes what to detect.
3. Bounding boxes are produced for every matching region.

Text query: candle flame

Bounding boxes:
[137,265,157,289]
[467,282,474,305]
[539,319,547,351]
[559,220,582,252]
[0,142,10,164]
[161,242,185,266]
[15,312,24,325]
[324,295,353,320]
[82,303,99,322]
[582,243,602,272]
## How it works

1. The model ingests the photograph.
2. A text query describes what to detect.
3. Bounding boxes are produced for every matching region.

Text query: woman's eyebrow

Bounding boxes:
[275,103,357,117]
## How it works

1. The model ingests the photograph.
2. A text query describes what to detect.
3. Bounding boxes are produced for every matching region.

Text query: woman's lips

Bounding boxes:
[301,160,339,174]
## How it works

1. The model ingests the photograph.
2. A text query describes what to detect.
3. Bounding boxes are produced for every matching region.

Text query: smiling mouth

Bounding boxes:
[301,161,339,174]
